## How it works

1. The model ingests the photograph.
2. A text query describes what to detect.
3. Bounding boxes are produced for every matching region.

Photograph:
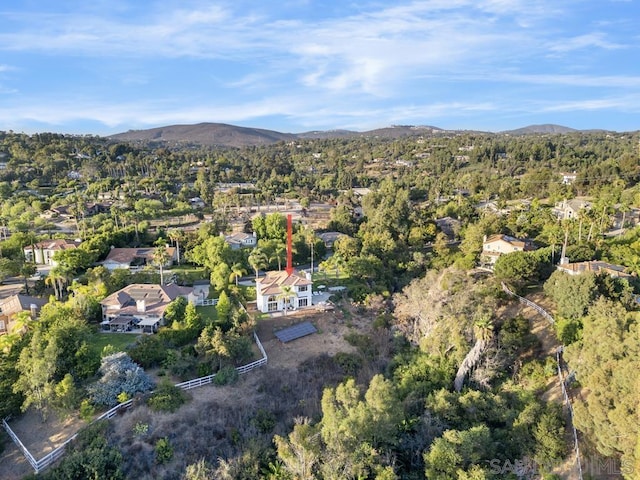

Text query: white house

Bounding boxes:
[100,283,196,334]
[553,199,591,220]
[256,270,313,313]
[482,234,535,265]
[24,239,82,266]
[224,232,257,250]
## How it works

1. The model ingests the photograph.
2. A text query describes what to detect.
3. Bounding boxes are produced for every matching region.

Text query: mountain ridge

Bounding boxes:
[108,122,598,147]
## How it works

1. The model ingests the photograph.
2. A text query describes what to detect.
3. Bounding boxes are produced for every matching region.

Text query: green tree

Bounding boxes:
[544,270,597,320]
[13,328,58,420]
[209,261,231,292]
[0,257,20,282]
[229,262,247,286]
[318,375,403,478]
[274,419,321,480]
[183,302,202,330]
[565,298,639,475]
[188,235,232,271]
[424,425,493,480]
[276,285,296,315]
[215,291,232,326]
[152,246,171,285]
[52,248,94,276]
[163,297,188,328]
[248,248,268,280]
[53,373,79,415]
[19,261,37,291]
[493,251,540,285]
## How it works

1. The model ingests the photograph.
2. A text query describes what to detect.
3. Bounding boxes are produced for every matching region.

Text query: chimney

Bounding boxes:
[136,299,146,313]
[286,214,293,276]
[30,303,38,319]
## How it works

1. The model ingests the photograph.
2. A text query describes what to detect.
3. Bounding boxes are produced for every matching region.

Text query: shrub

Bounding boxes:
[155,437,173,464]
[252,409,276,434]
[79,399,96,422]
[334,352,362,376]
[158,325,199,347]
[554,317,582,345]
[213,365,238,385]
[148,381,188,413]
[87,353,154,407]
[117,391,130,403]
[128,335,168,368]
[132,422,149,437]
[197,361,213,377]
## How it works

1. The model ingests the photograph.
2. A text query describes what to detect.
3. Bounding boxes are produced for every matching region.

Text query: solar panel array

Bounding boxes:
[275,321,317,343]
[129,287,162,303]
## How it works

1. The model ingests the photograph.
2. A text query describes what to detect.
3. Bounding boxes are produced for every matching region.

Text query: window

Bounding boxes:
[0,320,5,331]
[267,295,278,312]
[298,298,308,308]
[298,285,308,292]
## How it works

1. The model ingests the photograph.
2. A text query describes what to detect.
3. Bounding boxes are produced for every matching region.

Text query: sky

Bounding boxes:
[0,0,639,135]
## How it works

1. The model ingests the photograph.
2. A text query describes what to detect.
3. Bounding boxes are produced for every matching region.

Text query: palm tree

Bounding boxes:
[19,262,37,295]
[269,242,286,271]
[248,249,268,281]
[276,285,297,315]
[152,246,171,285]
[453,316,494,392]
[45,267,67,300]
[229,262,247,287]
[167,229,183,265]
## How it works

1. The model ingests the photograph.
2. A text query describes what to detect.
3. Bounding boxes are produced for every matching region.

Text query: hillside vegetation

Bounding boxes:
[0,128,638,479]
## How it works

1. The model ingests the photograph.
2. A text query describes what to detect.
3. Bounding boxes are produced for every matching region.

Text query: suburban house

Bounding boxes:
[100,283,196,334]
[556,260,633,279]
[256,270,313,314]
[482,234,535,265]
[223,232,257,250]
[23,239,82,266]
[318,231,347,249]
[101,246,177,271]
[553,199,591,220]
[560,172,577,184]
[0,294,47,335]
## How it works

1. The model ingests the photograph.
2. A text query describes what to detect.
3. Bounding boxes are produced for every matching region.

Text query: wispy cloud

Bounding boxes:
[0,0,637,132]
[548,32,627,53]
[541,96,640,113]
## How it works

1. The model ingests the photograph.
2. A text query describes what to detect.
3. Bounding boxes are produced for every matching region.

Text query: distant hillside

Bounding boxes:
[109,122,297,147]
[501,124,577,135]
[109,123,448,147]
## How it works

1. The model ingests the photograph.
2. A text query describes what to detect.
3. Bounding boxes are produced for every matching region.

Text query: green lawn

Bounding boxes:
[196,305,218,322]
[88,332,140,356]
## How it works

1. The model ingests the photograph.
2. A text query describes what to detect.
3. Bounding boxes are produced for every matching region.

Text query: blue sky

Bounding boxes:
[0,0,638,135]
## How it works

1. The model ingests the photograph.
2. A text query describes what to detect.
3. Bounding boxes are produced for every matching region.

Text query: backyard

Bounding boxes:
[88,332,140,357]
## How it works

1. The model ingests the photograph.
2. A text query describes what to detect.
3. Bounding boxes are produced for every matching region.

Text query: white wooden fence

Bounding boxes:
[196,298,218,306]
[2,331,266,474]
[175,331,267,390]
[501,283,583,479]
[2,418,38,471]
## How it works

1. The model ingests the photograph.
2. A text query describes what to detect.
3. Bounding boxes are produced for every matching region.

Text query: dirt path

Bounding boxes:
[0,412,85,480]
[513,292,582,479]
